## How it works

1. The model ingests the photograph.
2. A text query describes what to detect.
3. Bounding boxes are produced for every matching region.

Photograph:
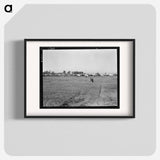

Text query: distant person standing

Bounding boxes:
[90,77,94,83]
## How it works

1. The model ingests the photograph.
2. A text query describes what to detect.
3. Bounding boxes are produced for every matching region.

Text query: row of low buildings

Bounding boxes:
[43,71,117,77]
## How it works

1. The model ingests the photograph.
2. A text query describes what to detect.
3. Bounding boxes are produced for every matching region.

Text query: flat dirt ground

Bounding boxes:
[43,76,117,107]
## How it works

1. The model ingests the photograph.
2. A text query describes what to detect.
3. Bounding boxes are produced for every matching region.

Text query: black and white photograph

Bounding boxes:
[40,47,119,108]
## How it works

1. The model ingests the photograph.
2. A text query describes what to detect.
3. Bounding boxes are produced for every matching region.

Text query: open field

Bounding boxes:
[43,76,117,107]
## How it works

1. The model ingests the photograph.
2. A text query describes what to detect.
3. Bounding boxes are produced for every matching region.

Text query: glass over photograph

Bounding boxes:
[40,47,119,108]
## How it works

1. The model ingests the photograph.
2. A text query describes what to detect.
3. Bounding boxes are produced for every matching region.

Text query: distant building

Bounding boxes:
[103,73,109,76]
[43,71,54,76]
[88,74,94,76]
[84,73,89,77]
[95,73,101,76]
[72,71,84,76]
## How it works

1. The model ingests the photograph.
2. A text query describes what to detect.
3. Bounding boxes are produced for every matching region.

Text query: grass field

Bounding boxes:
[43,76,117,107]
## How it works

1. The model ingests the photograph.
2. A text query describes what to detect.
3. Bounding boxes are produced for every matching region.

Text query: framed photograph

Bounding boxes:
[25,39,135,118]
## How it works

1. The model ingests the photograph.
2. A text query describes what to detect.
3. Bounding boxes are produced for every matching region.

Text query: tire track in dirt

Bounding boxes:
[98,85,102,97]
[94,84,104,105]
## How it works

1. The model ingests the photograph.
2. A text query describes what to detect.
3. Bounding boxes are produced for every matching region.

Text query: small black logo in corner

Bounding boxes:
[4,4,12,13]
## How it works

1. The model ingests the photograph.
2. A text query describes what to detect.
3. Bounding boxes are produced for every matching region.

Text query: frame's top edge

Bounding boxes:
[24,39,135,42]
[39,46,120,50]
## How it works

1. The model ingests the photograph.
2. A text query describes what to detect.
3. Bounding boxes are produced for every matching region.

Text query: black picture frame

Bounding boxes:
[24,39,135,118]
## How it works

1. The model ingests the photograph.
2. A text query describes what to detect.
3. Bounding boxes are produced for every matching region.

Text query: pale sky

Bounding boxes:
[43,49,117,74]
